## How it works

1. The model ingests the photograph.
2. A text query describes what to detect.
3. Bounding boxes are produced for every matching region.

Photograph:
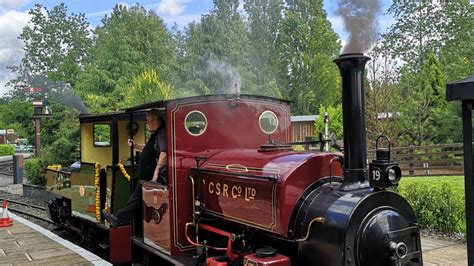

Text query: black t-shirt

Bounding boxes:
[154,125,167,155]
[138,124,167,181]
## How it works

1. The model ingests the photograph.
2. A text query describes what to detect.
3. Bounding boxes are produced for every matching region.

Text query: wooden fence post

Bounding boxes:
[304,136,313,151]
[409,145,414,175]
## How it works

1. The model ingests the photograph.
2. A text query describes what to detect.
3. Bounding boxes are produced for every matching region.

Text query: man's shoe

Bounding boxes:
[101,209,119,228]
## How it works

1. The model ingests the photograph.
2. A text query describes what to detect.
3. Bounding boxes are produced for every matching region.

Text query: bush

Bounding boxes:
[0,144,15,156]
[398,176,465,234]
[25,157,47,186]
[41,137,79,166]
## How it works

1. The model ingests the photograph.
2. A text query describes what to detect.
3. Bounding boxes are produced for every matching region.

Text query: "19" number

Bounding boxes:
[372,169,381,181]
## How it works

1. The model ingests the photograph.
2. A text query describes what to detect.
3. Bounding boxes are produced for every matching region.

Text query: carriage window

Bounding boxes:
[93,123,111,147]
[259,111,278,134]
[185,111,207,136]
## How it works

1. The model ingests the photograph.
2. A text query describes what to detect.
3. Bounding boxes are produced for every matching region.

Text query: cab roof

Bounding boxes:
[78,94,290,122]
[122,94,291,112]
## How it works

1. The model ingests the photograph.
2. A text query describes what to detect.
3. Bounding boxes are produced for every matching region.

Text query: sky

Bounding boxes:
[0,0,394,96]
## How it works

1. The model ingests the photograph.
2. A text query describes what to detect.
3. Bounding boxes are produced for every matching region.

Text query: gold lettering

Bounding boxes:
[223,184,229,197]
[216,183,221,195]
[232,186,238,198]
[209,182,214,194]
[245,187,257,201]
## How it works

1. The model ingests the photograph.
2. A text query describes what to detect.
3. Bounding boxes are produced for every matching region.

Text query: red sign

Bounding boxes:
[23,87,43,93]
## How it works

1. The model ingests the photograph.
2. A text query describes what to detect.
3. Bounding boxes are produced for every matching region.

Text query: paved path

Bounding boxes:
[422,236,467,265]
[0,213,110,265]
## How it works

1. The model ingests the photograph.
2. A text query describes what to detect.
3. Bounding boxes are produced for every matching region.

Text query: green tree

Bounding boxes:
[381,0,471,145]
[276,0,341,114]
[9,3,93,90]
[244,0,284,97]
[75,4,174,112]
[0,97,34,142]
[314,104,343,139]
[396,53,451,146]
[124,69,172,106]
[383,0,473,75]
[180,0,255,95]
[365,43,402,147]
[438,1,474,82]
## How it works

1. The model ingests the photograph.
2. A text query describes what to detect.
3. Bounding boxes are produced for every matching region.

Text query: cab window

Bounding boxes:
[93,123,111,147]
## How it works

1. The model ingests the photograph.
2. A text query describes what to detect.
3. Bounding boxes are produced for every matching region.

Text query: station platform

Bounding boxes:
[0,213,110,265]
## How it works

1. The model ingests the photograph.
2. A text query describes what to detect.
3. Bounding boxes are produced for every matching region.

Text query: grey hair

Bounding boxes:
[146,108,162,121]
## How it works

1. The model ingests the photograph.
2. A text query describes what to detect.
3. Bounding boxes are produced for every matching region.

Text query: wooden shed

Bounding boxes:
[290,115,318,142]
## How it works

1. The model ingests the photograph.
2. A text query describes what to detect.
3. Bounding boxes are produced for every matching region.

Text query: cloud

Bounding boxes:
[161,13,201,29]
[0,10,30,95]
[0,0,30,13]
[156,0,185,16]
[85,2,130,19]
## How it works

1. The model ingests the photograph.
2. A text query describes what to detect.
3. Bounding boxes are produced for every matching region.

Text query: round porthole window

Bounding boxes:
[259,111,278,134]
[185,111,207,136]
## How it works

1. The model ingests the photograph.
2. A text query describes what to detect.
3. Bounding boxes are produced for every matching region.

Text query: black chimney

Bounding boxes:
[333,53,370,188]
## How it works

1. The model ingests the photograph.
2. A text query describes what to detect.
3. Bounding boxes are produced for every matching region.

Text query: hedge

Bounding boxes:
[24,157,46,186]
[0,144,15,156]
[397,176,465,234]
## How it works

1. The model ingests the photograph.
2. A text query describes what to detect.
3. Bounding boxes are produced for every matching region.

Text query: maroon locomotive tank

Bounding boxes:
[195,148,343,236]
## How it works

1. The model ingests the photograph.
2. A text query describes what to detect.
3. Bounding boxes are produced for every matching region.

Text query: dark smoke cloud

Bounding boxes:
[28,75,90,114]
[52,89,90,114]
[335,0,381,53]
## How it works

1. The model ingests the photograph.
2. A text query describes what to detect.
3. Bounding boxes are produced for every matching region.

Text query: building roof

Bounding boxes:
[291,115,318,122]
[446,76,474,101]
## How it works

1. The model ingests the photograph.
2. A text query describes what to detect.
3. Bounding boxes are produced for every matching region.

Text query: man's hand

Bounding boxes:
[127,139,134,148]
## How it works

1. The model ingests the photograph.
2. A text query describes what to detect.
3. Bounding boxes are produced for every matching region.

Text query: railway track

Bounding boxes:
[0,159,13,176]
[0,191,54,225]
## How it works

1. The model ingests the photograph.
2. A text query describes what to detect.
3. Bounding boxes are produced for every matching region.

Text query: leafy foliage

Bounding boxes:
[398,176,465,234]
[275,0,341,114]
[0,97,34,143]
[378,0,472,146]
[244,0,284,97]
[396,53,452,146]
[0,145,15,156]
[179,0,255,95]
[314,105,343,139]
[75,4,174,112]
[365,43,402,148]
[9,3,93,90]
[438,1,474,82]
[124,69,172,107]
[25,157,45,185]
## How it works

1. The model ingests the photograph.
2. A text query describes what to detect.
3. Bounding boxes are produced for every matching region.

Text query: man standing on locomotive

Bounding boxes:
[102,108,168,228]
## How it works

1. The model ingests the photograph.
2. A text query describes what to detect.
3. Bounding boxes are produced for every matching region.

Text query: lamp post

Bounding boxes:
[32,93,52,156]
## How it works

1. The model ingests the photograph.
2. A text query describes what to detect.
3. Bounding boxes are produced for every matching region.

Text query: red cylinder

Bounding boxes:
[243,251,290,266]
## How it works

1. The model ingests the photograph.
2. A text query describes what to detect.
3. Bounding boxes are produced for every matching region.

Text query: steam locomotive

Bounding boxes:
[46,53,423,265]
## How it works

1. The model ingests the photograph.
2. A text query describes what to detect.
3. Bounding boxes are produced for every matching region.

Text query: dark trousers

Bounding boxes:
[115,183,142,223]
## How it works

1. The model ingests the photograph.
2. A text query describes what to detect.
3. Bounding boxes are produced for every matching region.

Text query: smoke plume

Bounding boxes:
[28,75,90,114]
[336,0,381,53]
[205,59,241,94]
[52,89,90,114]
